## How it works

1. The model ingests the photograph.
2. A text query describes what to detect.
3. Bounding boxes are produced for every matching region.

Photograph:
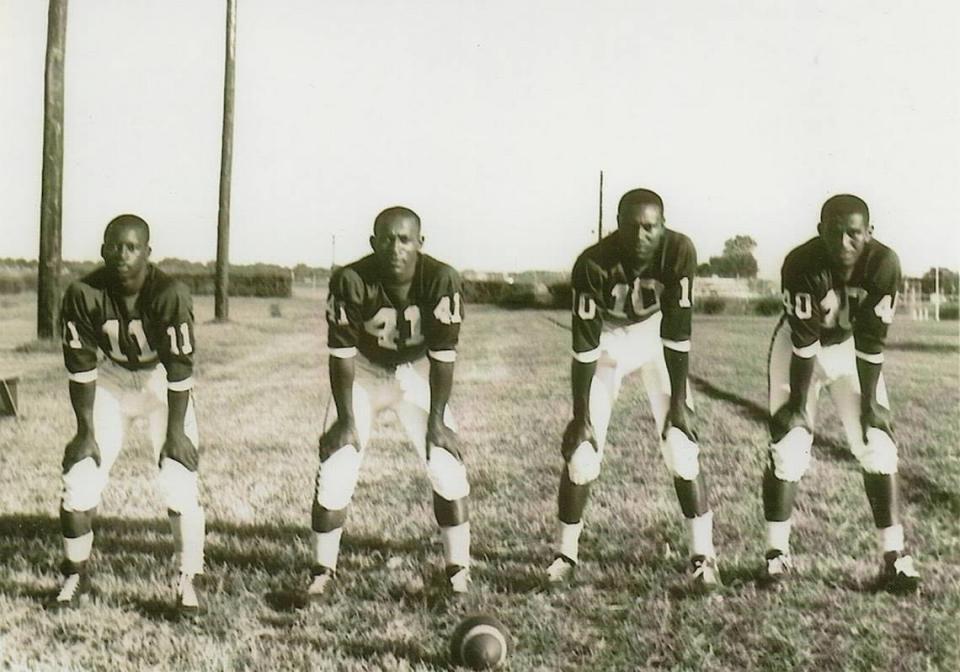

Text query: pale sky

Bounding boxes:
[2,0,958,277]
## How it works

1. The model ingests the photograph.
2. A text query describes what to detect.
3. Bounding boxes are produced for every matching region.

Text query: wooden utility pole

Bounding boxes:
[215,0,237,321]
[597,170,604,242]
[37,0,68,340]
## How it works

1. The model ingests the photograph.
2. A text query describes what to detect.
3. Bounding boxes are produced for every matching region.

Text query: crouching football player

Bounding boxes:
[546,188,721,590]
[307,206,472,598]
[762,194,920,592]
[55,214,205,614]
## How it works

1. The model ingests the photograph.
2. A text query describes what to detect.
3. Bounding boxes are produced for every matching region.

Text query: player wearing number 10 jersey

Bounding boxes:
[762,194,919,592]
[308,206,472,599]
[54,215,205,615]
[545,188,721,590]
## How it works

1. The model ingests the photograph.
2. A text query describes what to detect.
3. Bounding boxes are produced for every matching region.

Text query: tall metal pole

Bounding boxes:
[37,0,68,340]
[215,0,237,322]
[597,170,604,242]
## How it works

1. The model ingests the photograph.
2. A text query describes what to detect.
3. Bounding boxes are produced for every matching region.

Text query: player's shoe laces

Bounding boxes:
[175,573,200,617]
[690,555,722,591]
[878,551,920,594]
[306,566,335,601]
[53,571,91,609]
[446,565,471,595]
[546,554,577,584]
[762,550,793,586]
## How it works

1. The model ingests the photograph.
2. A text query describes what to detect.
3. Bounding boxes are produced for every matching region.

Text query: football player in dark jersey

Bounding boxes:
[55,215,205,614]
[545,189,721,590]
[762,194,919,592]
[308,206,472,598]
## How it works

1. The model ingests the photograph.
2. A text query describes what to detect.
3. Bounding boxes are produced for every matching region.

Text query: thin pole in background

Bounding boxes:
[215,0,237,322]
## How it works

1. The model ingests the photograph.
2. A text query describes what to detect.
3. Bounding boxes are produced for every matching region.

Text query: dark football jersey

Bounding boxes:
[326,253,463,368]
[780,237,900,357]
[571,229,696,360]
[60,264,195,388]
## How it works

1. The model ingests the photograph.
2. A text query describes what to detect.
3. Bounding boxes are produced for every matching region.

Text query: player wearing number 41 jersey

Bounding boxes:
[54,215,205,615]
[762,194,919,592]
[545,188,721,591]
[308,206,472,599]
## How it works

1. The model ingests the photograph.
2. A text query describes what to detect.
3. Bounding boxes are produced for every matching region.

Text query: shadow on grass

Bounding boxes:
[899,467,960,517]
[886,340,959,354]
[340,637,446,669]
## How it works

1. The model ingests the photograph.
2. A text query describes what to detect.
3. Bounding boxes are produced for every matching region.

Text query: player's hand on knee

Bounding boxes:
[160,430,199,472]
[662,405,698,442]
[861,404,894,443]
[561,417,597,461]
[319,417,360,461]
[426,417,461,461]
[770,403,811,443]
[62,428,101,473]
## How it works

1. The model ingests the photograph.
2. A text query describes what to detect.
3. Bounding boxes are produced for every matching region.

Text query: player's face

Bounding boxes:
[370,215,422,282]
[819,213,871,271]
[617,203,665,269]
[102,225,150,288]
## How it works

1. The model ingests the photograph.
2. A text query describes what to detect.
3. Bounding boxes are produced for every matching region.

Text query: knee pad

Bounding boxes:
[61,458,107,512]
[854,428,899,474]
[567,442,601,485]
[660,427,701,480]
[427,447,470,501]
[315,444,362,510]
[769,427,813,482]
[158,458,201,514]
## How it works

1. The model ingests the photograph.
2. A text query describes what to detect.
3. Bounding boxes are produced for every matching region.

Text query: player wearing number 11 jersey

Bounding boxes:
[545,189,721,590]
[54,215,205,615]
[762,194,919,592]
[308,206,472,598]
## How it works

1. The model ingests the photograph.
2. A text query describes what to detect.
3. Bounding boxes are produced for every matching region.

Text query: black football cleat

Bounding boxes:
[876,551,920,594]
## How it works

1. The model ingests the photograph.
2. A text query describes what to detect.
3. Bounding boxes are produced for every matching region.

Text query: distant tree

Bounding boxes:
[696,262,713,277]
[704,235,758,278]
[920,267,959,296]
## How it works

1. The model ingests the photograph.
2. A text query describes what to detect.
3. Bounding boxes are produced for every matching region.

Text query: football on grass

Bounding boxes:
[449,614,511,669]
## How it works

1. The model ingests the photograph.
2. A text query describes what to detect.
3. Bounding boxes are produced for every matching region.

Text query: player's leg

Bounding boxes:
[309,380,375,595]
[56,376,127,607]
[762,322,820,580]
[828,372,919,591]
[548,357,620,581]
[394,363,471,593]
[641,354,719,588]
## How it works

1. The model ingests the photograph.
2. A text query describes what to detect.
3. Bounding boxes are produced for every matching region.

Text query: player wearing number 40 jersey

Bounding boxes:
[545,188,721,591]
[308,206,472,599]
[54,215,205,615]
[762,194,919,592]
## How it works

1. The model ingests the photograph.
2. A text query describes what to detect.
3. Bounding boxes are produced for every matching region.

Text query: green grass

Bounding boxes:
[1,290,958,671]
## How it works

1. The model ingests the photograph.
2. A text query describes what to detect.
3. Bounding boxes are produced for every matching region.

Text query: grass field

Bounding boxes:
[0,289,958,671]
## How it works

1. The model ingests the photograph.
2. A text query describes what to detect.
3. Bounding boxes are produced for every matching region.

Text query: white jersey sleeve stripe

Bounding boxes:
[792,341,821,359]
[329,346,358,359]
[572,347,601,364]
[167,376,194,392]
[428,349,457,363]
[662,338,691,353]
[855,350,884,364]
[67,369,98,384]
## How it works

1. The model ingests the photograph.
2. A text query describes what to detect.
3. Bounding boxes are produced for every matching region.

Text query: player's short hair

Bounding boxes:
[104,214,150,243]
[373,206,421,234]
[820,194,869,226]
[618,189,664,217]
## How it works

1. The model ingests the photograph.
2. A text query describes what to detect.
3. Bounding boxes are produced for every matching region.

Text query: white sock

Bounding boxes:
[441,522,471,568]
[313,528,344,571]
[170,508,206,575]
[558,520,584,563]
[686,511,715,558]
[63,531,94,565]
[878,524,904,554]
[766,519,792,554]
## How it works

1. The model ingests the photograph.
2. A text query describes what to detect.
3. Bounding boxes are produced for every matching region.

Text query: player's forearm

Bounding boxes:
[166,389,190,436]
[787,353,816,410]
[428,359,455,424]
[856,358,883,414]
[68,381,96,432]
[571,359,597,422]
[329,355,356,422]
[663,347,689,413]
